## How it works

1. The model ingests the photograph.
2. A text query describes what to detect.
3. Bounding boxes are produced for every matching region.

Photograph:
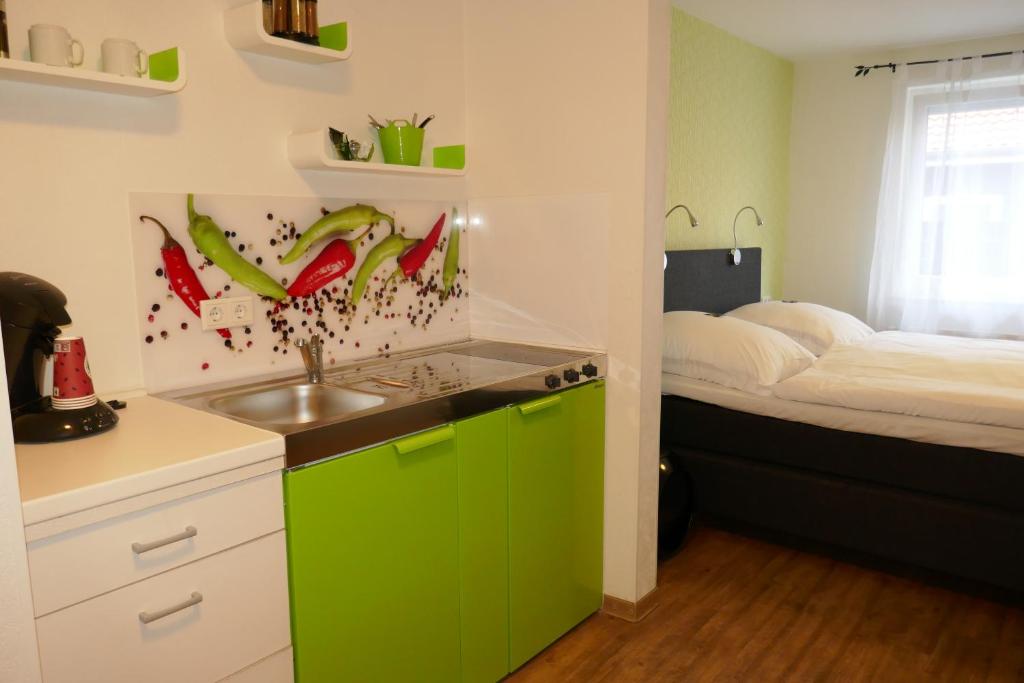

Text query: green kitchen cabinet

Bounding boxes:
[283,380,606,682]
[507,381,606,671]
[455,409,510,683]
[284,425,461,683]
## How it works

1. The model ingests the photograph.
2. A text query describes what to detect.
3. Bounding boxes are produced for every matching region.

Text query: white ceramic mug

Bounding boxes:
[101,38,147,78]
[28,24,84,67]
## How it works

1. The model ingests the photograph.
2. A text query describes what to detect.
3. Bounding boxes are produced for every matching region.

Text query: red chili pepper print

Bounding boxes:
[286,228,370,298]
[397,213,446,279]
[140,215,231,339]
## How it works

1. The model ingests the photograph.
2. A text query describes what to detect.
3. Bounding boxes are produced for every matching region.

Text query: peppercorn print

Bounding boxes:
[130,193,468,392]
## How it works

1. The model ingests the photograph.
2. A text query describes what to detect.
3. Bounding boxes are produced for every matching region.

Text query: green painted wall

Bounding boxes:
[666,10,793,299]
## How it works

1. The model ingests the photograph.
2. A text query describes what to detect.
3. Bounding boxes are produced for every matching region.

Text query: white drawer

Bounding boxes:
[28,471,284,616]
[36,531,291,683]
[220,647,294,682]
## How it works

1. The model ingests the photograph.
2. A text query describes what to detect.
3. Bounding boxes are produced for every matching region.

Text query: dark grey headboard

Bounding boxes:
[663,248,761,315]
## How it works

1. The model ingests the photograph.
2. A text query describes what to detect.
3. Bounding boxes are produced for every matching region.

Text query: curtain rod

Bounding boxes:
[853,49,1022,77]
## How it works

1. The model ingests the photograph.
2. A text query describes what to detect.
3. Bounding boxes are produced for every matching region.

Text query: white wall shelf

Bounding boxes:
[0,49,186,97]
[224,2,351,64]
[287,129,467,177]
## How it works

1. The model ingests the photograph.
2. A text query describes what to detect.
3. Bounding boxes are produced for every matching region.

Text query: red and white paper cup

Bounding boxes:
[51,336,97,410]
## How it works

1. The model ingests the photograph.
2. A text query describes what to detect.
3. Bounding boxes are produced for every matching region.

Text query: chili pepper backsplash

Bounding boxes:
[129,193,469,393]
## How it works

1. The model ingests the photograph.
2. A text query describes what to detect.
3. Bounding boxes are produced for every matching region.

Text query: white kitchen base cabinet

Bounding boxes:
[35,531,291,683]
[27,471,285,617]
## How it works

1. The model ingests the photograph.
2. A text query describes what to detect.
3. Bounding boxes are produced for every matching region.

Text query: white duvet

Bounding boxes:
[772,331,1024,430]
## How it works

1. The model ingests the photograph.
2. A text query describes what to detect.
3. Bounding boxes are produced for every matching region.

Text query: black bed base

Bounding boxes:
[661,395,1024,594]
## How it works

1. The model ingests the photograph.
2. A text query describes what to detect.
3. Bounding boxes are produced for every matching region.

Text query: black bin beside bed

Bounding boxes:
[661,248,1024,593]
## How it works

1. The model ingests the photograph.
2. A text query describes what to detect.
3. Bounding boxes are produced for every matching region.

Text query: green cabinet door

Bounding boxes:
[508,381,606,671]
[284,426,461,683]
[456,409,510,683]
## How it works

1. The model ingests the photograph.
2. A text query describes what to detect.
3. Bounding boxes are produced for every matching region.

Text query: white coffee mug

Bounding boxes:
[101,38,147,78]
[28,24,84,67]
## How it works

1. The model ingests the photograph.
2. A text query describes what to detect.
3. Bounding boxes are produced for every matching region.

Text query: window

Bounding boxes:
[868,67,1024,339]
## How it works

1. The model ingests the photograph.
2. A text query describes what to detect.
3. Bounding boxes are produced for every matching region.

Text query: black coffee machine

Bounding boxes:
[0,272,118,443]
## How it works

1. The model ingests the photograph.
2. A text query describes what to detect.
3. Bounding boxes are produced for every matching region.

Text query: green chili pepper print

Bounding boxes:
[187,194,287,300]
[350,233,417,306]
[442,207,461,298]
[281,203,395,265]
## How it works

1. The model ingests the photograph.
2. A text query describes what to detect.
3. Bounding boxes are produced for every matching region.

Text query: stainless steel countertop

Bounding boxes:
[163,339,606,469]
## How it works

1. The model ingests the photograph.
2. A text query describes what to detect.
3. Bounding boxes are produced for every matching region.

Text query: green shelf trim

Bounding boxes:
[149,48,180,83]
[433,144,466,170]
[318,23,348,52]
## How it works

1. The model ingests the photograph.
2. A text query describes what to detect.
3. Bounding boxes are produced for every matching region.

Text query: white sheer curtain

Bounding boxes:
[868,56,1024,339]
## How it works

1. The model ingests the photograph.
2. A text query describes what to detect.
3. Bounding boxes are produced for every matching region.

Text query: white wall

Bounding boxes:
[0,0,467,394]
[464,0,670,603]
[785,33,1024,318]
[1,0,670,611]
[0,336,42,683]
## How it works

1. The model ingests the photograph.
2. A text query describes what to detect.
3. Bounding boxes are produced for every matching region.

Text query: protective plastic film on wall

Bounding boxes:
[466,194,609,352]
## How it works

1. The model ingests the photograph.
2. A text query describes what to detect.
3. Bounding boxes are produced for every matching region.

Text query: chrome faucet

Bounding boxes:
[294,334,324,384]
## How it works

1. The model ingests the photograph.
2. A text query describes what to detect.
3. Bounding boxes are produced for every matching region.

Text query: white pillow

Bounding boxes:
[726,301,874,356]
[663,311,815,395]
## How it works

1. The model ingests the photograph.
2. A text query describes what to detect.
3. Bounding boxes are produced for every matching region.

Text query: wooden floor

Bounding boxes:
[509,525,1024,682]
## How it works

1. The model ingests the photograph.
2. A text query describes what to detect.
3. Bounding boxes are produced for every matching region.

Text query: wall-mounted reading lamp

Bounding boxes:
[665,204,700,228]
[664,204,700,270]
[730,206,764,266]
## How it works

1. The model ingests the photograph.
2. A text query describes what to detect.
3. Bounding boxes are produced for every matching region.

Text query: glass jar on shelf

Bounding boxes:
[0,0,9,59]
[304,0,319,45]
[262,0,273,35]
[289,0,308,41]
[271,0,290,38]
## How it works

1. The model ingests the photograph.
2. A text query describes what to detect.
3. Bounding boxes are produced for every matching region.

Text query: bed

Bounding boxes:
[660,248,1024,593]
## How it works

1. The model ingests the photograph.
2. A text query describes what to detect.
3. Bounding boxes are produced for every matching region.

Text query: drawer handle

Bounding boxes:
[138,591,203,624]
[518,394,562,416]
[132,526,198,555]
[394,425,455,454]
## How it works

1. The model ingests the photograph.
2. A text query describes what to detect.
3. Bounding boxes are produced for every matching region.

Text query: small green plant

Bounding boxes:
[329,128,374,162]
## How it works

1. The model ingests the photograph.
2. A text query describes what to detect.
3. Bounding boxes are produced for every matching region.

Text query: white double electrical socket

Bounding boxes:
[200,296,254,331]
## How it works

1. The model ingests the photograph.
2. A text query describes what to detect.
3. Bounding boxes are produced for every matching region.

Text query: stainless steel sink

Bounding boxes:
[208,383,386,426]
[158,340,607,465]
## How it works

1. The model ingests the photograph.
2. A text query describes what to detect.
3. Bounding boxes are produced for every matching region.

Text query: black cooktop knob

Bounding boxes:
[564,368,580,383]
[581,362,598,378]
[545,374,562,389]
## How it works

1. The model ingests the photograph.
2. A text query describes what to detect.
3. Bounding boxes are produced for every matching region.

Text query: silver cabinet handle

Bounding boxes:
[131,526,198,555]
[138,591,203,624]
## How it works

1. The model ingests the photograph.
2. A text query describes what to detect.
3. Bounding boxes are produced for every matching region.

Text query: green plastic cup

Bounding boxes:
[378,123,425,166]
